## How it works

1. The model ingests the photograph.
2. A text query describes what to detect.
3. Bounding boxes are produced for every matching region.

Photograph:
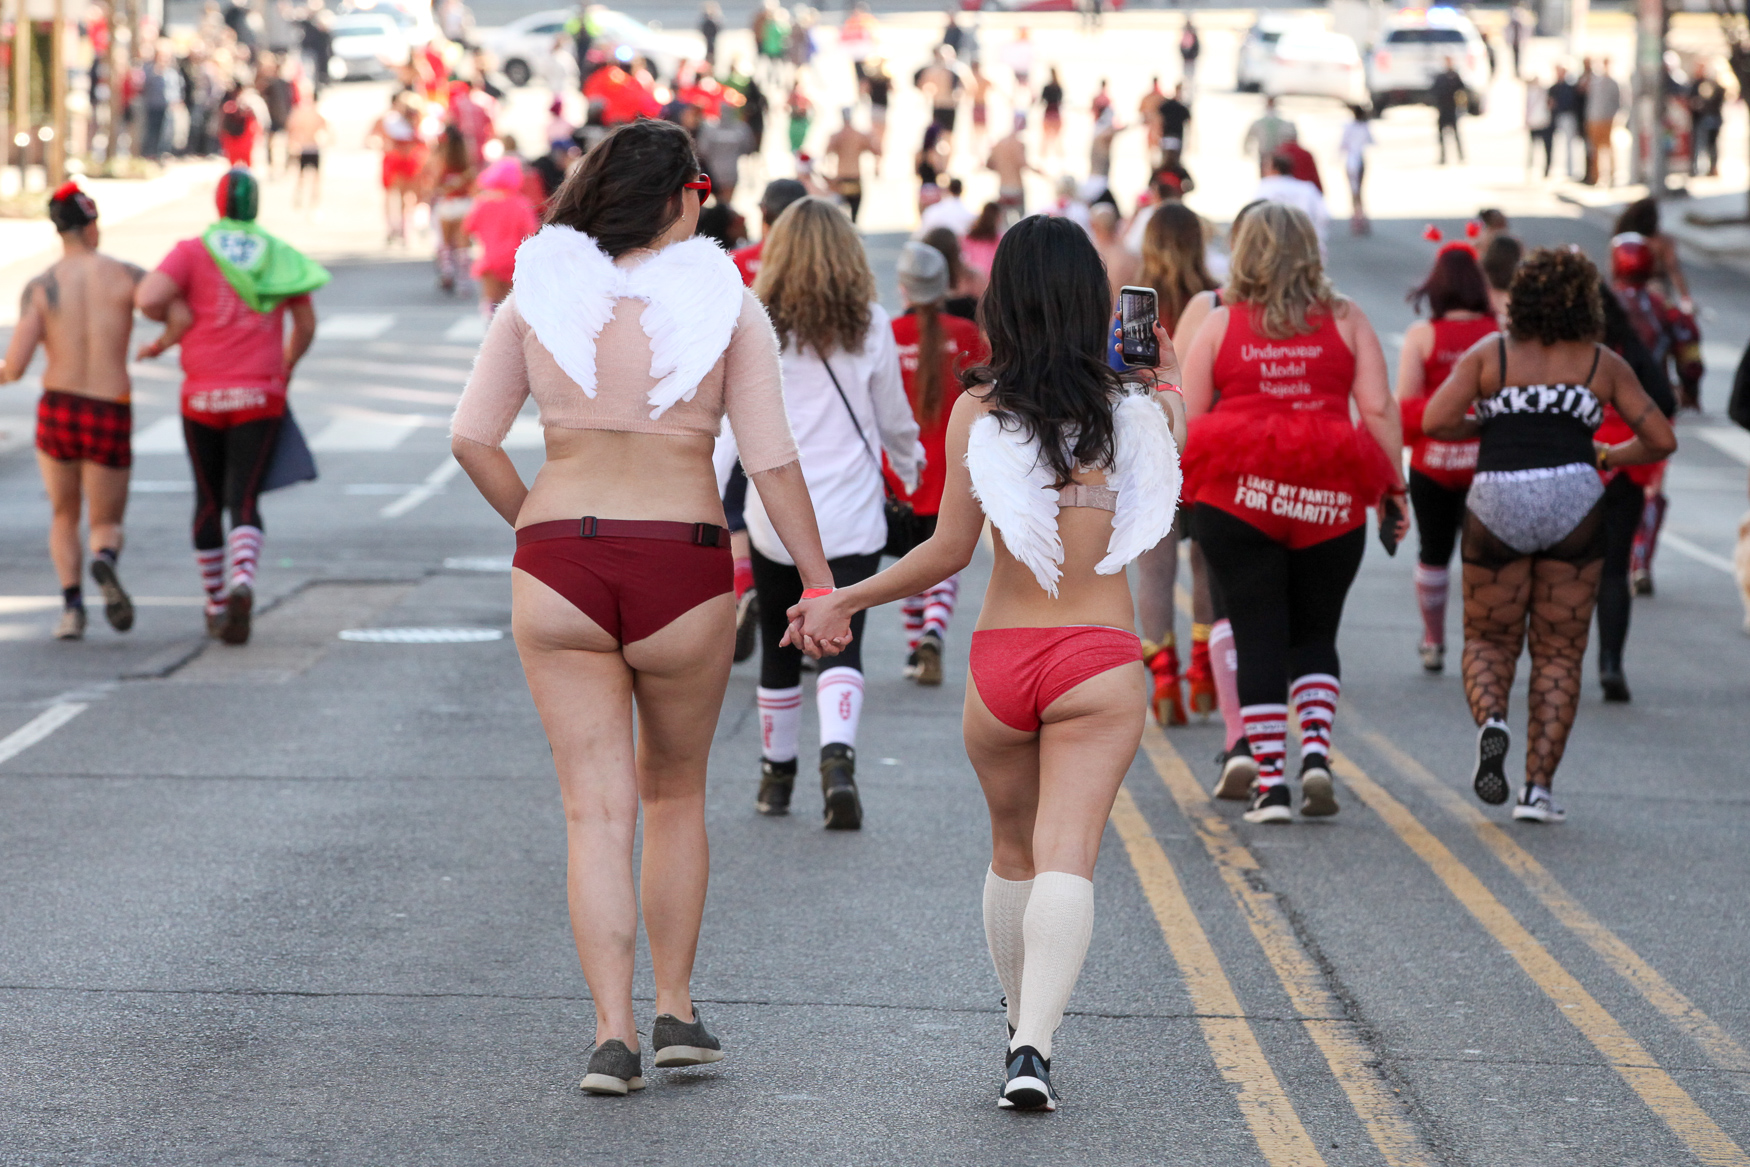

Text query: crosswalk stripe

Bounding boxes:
[1352,723,1750,1076]
[1693,426,1750,467]
[318,313,396,341]
[132,415,186,454]
[1330,749,1750,1167]
[1141,726,1438,1166]
[0,703,88,768]
[1110,786,1328,1167]
[444,316,487,343]
[310,414,422,452]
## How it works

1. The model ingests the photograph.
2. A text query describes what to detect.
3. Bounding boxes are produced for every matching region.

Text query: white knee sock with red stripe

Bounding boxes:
[757,685,802,763]
[1290,674,1340,759]
[816,666,865,748]
[1413,564,1449,648]
[901,593,926,651]
[227,525,262,592]
[196,547,226,615]
[921,573,959,639]
[1242,703,1289,789]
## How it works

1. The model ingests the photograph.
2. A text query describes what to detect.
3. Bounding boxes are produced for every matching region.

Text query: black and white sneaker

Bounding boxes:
[756,758,796,816]
[1473,719,1511,806]
[820,744,862,830]
[652,1006,724,1067]
[1299,753,1338,817]
[1242,782,1294,824]
[1001,1045,1057,1111]
[733,588,759,663]
[579,1039,646,1095]
[1511,784,1566,824]
[1213,739,1257,801]
[90,558,134,633]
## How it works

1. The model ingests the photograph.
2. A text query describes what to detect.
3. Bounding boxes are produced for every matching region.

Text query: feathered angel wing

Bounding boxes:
[1098,392,1182,576]
[965,414,1064,597]
[510,226,619,398]
[628,237,746,419]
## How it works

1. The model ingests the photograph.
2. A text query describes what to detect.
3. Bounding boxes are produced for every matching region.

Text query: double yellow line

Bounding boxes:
[1114,720,1750,1166]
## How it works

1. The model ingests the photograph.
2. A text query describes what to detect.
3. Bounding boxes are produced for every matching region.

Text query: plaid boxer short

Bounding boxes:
[36,390,132,469]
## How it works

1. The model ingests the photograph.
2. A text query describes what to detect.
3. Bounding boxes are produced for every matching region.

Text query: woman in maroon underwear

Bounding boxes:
[788,216,1185,1111]
[450,119,833,1097]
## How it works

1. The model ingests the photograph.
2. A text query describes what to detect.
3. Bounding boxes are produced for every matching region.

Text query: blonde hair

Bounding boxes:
[1139,202,1217,333]
[1224,202,1337,339]
[753,197,874,356]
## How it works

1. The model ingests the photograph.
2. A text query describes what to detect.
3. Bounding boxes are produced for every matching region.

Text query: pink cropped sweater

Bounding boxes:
[450,286,800,474]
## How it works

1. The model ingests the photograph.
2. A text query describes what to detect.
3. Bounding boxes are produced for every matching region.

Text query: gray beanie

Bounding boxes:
[897,241,949,304]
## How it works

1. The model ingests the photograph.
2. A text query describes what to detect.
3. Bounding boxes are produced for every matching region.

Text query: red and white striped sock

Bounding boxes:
[227,525,262,592]
[901,594,926,651]
[1210,619,1245,749]
[1290,674,1340,760]
[921,573,959,639]
[817,666,865,748]
[1413,564,1449,648]
[756,685,802,763]
[1242,703,1289,789]
[196,547,226,615]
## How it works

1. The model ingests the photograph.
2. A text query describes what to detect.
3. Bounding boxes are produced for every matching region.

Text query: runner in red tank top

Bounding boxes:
[1395,243,1498,673]
[1179,203,1403,825]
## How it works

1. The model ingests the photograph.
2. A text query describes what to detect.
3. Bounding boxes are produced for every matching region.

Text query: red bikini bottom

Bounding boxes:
[968,625,1144,733]
[513,518,732,645]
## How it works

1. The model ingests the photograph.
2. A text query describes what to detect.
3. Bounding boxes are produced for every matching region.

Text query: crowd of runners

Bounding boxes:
[2,3,1734,1123]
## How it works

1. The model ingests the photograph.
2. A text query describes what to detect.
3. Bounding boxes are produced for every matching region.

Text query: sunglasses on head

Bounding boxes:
[683,172,712,198]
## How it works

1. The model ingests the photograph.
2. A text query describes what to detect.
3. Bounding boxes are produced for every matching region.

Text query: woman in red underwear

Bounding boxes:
[424,125,476,294]
[449,119,833,1098]
[1179,202,1404,824]
[788,215,1185,1111]
[370,93,427,245]
[1396,238,1499,673]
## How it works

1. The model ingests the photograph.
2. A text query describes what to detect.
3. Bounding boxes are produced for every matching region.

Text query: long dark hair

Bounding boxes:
[1409,246,1492,318]
[912,300,948,428]
[544,118,700,257]
[968,215,1123,486]
[1614,197,1659,237]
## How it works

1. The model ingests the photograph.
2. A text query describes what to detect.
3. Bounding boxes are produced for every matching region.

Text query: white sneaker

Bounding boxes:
[1511,784,1566,824]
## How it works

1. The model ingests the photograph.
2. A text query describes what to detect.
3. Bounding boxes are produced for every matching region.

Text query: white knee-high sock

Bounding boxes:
[757,685,801,763]
[982,867,1033,1030]
[1010,871,1095,1061]
[816,666,864,748]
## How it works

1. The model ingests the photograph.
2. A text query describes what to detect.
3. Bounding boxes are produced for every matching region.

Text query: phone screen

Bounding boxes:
[1119,287,1159,366]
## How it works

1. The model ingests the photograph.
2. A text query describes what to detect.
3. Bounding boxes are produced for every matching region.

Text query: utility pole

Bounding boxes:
[13,0,31,190]
[1630,0,1666,191]
[47,0,64,184]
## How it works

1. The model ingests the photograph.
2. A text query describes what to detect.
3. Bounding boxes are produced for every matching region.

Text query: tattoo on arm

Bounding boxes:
[38,271,58,312]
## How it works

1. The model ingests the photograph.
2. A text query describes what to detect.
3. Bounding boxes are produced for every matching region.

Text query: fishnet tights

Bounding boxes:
[1461,514,1603,790]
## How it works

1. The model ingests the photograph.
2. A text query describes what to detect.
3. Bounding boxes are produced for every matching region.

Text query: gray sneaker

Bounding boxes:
[652,1007,725,1067]
[579,1039,646,1095]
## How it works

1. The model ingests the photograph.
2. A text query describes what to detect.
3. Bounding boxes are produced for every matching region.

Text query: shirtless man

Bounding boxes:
[987,112,1039,225]
[824,108,878,223]
[0,184,142,640]
[284,78,328,210]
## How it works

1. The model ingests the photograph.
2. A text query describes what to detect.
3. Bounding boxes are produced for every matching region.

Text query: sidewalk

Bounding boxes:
[1558,185,1750,275]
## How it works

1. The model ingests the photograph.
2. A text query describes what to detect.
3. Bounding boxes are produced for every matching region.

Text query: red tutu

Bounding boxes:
[1400,395,1477,491]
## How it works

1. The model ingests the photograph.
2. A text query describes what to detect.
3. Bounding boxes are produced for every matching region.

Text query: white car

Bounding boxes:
[1236,14,1323,93]
[328,14,408,81]
[1367,7,1489,114]
[1261,29,1368,107]
[487,7,680,88]
[340,0,435,47]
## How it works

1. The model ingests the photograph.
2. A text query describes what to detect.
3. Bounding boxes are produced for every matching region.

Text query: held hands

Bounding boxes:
[781,590,855,659]
[136,334,173,360]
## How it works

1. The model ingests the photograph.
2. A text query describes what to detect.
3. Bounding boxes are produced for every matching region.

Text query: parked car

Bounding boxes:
[339,0,435,47]
[1367,6,1489,114]
[328,13,408,81]
[1236,13,1323,92]
[1262,28,1368,106]
[487,6,681,87]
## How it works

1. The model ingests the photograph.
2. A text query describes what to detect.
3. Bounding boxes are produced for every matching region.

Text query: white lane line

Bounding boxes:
[318,313,397,341]
[381,458,463,519]
[131,415,186,454]
[444,316,487,343]
[1693,427,1750,467]
[1661,531,1736,576]
[310,414,423,452]
[503,416,543,449]
[0,703,88,767]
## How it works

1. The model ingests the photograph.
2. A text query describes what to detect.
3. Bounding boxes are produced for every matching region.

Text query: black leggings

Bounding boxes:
[752,549,881,689]
[1408,469,1468,568]
[185,416,281,550]
[1595,472,1642,665]
[1194,504,1367,708]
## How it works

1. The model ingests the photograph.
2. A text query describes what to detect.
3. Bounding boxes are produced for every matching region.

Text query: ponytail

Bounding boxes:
[914,302,946,428]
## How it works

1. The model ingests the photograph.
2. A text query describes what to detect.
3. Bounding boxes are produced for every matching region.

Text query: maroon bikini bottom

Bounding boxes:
[513,517,733,645]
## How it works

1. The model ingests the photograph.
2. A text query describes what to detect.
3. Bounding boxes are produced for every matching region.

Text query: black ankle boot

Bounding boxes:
[757,758,796,816]
[1599,653,1631,703]
[820,744,862,830]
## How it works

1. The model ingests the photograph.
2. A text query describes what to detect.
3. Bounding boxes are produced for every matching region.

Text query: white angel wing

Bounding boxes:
[510,226,619,398]
[628,237,746,419]
[1098,392,1182,576]
[965,414,1064,597]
